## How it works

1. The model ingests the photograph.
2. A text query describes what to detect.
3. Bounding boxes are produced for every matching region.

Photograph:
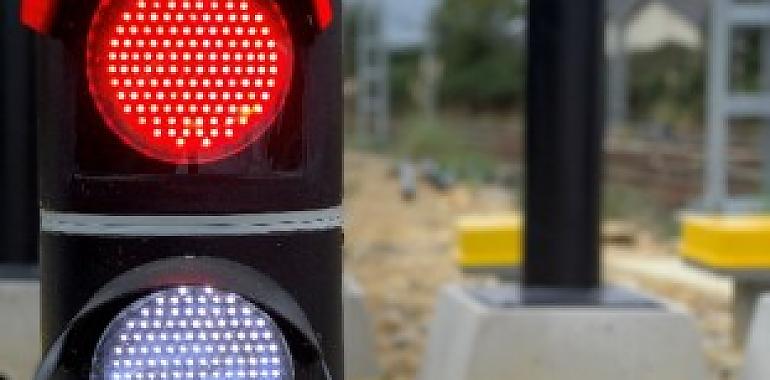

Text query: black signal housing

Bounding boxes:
[25,1,343,379]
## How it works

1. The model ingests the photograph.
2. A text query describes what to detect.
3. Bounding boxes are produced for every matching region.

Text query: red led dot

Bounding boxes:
[87,0,293,164]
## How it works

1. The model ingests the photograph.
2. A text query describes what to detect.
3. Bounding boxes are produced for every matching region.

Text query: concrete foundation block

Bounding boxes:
[344,277,380,380]
[419,285,709,380]
[0,280,40,380]
[742,294,770,380]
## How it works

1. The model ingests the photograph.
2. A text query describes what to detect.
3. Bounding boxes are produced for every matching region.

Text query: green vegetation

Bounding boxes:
[394,115,499,182]
[628,44,704,132]
[389,52,422,113]
[604,183,677,237]
[436,0,525,112]
[730,28,763,93]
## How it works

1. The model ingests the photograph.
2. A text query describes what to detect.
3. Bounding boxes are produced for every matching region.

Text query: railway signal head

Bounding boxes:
[23,0,342,379]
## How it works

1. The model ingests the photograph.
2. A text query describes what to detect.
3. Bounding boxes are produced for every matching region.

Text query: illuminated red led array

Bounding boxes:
[87,0,293,164]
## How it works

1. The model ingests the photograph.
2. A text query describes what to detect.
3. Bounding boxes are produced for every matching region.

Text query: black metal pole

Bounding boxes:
[524,0,604,289]
[0,0,38,274]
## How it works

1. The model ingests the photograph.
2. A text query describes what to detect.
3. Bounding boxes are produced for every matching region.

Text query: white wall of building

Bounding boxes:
[625,1,702,52]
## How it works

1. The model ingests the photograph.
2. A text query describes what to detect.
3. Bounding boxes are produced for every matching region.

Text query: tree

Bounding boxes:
[436,0,525,112]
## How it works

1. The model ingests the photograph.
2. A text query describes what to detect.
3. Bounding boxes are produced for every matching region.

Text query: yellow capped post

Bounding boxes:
[680,213,770,346]
[681,214,770,270]
[456,214,523,280]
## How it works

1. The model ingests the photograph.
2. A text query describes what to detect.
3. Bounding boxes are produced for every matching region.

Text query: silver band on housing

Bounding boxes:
[41,206,343,236]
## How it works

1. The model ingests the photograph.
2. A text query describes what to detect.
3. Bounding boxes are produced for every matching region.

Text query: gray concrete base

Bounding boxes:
[419,285,709,380]
[734,280,770,347]
[0,280,40,380]
[742,294,770,380]
[461,267,520,283]
[344,277,380,380]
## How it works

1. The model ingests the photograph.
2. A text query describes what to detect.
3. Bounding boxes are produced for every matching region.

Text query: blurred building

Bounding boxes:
[607,0,709,128]
[609,0,707,51]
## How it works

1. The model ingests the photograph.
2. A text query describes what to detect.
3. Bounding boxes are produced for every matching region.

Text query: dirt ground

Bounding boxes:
[343,151,740,380]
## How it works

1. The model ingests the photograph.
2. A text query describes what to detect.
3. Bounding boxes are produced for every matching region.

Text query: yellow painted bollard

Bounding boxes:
[456,214,523,280]
[681,214,770,270]
[680,213,770,346]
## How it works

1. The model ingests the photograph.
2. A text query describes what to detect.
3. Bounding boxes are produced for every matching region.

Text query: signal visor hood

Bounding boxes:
[21,0,334,34]
[35,257,331,380]
[21,0,59,34]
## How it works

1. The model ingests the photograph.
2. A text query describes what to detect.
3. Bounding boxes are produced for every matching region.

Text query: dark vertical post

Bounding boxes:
[524,0,604,289]
[0,0,38,273]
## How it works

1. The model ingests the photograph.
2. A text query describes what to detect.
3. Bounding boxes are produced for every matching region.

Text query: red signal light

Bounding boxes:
[21,0,60,33]
[312,0,333,30]
[86,0,294,164]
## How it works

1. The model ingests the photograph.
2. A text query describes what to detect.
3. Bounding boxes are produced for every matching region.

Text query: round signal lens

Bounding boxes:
[91,286,293,380]
[86,0,294,164]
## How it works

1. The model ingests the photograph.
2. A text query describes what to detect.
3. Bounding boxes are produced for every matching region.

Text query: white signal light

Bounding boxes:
[91,286,293,380]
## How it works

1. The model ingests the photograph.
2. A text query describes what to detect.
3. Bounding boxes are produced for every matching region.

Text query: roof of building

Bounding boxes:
[609,0,709,25]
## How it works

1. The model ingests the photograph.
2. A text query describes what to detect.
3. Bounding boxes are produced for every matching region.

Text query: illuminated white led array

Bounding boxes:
[92,286,292,380]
